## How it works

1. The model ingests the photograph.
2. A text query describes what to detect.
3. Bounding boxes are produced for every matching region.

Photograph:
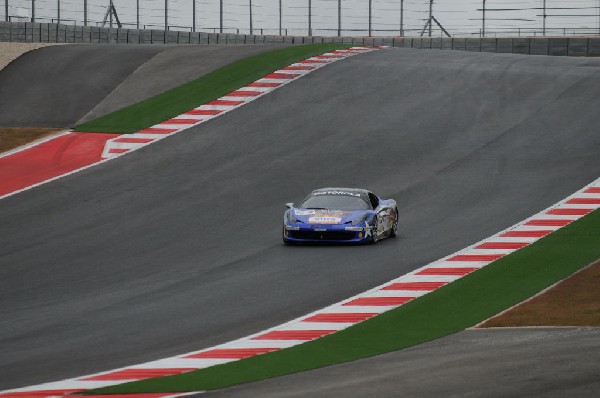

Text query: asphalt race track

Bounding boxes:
[199,327,600,397]
[1,48,600,390]
[0,44,287,128]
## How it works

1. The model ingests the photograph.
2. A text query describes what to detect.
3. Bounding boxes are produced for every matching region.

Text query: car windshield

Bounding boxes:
[300,195,371,211]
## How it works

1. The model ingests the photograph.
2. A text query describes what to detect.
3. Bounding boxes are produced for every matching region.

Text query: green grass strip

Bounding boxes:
[74,44,350,134]
[89,208,600,394]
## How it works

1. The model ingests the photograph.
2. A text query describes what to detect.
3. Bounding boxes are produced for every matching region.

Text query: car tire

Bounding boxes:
[370,219,379,244]
[390,208,398,238]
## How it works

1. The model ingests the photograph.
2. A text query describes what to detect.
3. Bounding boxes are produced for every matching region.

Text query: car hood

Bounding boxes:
[292,208,368,224]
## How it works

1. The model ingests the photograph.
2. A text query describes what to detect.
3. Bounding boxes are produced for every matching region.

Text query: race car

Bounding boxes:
[283,188,398,244]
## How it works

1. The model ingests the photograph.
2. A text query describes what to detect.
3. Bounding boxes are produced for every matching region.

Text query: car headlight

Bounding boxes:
[285,210,297,224]
[351,214,369,226]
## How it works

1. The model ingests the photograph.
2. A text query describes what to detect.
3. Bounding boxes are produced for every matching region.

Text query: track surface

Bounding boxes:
[199,328,600,397]
[0,44,286,128]
[1,49,600,389]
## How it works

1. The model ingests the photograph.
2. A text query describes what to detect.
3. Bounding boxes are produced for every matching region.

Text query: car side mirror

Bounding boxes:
[285,202,294,209]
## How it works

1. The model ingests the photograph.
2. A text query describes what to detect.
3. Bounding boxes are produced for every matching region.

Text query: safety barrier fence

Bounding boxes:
[1,22,599,57]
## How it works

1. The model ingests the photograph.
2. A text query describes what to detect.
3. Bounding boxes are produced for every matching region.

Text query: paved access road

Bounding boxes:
[0,44,287,128]
[1,48,599,389]
[200,328,600,397]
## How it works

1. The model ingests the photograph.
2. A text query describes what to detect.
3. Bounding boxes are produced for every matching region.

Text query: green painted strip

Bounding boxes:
[74,44,351,134]
[87,208,600,394]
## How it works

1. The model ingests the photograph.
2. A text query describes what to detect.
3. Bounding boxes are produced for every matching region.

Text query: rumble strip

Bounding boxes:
[2,177,598,397]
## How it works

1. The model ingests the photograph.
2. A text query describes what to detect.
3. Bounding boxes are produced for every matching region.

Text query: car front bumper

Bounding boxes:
[283,223,372,243]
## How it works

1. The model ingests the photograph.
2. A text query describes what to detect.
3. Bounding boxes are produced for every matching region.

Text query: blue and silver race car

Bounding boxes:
[283,188,398,244]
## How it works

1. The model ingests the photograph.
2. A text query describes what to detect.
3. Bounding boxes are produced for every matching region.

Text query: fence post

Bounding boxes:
[249,0,253,35]
[337,0,341,37]
[279,0,282,36]
[368,0,371,36]
[400,0,404,36]
[308,0,312,36]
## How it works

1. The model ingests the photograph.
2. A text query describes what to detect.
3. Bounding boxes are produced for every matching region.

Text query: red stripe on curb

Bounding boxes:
[566,198,600,205]
[186,348,279,359]
[0,390,83,397]
[382,282,448,291]
[547,208,593,215]
[475,242,530,250]
[80,395,183,398]
[113,138,154,144]
[83,368,196,381]
[252,330,336,340]
[584,187,600,193]
[0,132,119,197]
[417,268,479,276]
[343,297,414,306]
[525,219,573,227]
[163,118,201,125]
[185,109,223,116]
[500,230,553,238]
[299,59,328,64]
[225,90,262,97]
[247,82,281,87]
[447,254,504,262]
[264,72,300,79]
[206,99,244,106]
[282,66,315,70]
[108,148,130,154]
[315,55,344,59]
[138,128,179,135]
[303,313,377,323]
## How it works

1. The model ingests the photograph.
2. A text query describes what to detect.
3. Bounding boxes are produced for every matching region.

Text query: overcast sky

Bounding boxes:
[4,0,600,37]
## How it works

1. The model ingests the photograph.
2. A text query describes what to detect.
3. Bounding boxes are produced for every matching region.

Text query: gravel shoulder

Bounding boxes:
[0,42,61,72]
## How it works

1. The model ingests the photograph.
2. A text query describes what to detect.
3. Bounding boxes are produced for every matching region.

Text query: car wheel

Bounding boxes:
[370,219,379,244]
[390,208,398,238]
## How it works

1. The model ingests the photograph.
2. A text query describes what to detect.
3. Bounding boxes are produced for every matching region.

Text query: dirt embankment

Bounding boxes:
[0,127,63,153]
[480,260,600,327]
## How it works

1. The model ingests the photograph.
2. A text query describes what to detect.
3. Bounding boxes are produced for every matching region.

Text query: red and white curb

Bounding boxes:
[3,178,598,397]
[100,47,384,159]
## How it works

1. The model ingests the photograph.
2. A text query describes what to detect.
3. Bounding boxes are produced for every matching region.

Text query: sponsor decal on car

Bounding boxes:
[345,226,364,231]
[313,191,361,197]
[308,216,342,224]
[294,209,316,216]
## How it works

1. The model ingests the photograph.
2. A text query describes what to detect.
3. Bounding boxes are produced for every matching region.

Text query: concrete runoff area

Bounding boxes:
[196,328,600,398]
[1,49,600,390]
[0,44,287,128]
